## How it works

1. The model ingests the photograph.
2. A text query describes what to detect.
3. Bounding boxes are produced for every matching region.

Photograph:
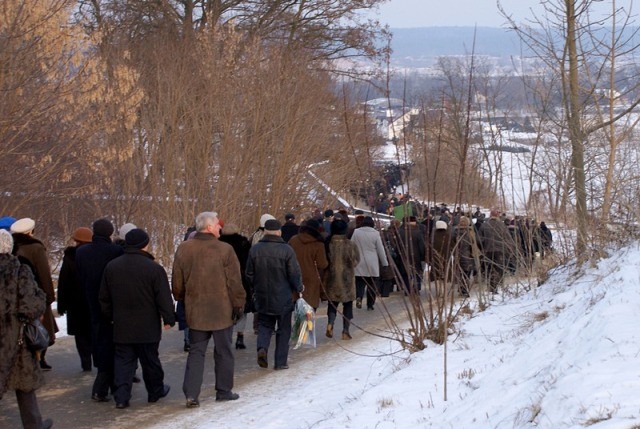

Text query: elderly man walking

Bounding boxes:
[100,228,176,409]
[172,212,246,408]
[246,219,303,370]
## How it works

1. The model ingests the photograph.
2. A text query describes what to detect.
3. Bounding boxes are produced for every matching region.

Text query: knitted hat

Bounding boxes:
[0,216,16,231]
[92,218,114,238]
[72,227,93,243]
[330,219,348,235]
[259,214,275,228]
[0,229,13,254]
[10,218,35,234]
[118,223,137,240]
[125,228,150,249]
[264,219,282,231]
[435,220,448,230]
[305,219,321,232]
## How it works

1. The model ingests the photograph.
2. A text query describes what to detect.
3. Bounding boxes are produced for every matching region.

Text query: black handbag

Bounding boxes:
[18,319,50,352]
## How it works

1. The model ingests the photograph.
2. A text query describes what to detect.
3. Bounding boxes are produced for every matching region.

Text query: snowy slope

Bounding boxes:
[153,245,640,429]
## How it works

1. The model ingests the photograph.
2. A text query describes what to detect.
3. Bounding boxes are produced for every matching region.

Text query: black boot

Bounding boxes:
[235,333,246,350]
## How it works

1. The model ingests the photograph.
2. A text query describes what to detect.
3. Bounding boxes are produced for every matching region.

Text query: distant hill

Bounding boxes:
[388,27,524,66]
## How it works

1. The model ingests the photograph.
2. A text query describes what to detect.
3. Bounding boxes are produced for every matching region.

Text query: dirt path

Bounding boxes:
[1,291,416,429]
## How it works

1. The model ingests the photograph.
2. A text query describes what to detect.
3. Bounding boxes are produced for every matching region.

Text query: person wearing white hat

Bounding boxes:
[10,218,57,371]
[0,229,53,429]
[250,214,276,246]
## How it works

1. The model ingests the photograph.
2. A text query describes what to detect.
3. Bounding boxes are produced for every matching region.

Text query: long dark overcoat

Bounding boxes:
[100,249,175,343]
[57,245,92,337]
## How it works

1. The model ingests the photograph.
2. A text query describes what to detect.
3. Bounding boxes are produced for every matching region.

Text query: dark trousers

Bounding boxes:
[355,276,379,308]
[15,389,44,429]
[74,332,93,371]
[92,371,114,398]
[91,320,115,397]
[182,326,234,400]
[114,343,164,404]
[484,251,505,292]
[257,311,292,368]
[327,301,353,333]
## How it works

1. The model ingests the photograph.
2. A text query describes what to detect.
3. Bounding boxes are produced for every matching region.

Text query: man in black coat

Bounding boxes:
[246,219,303,370]
[100,228,176,409]
[57,227,94,372]
[75,218,124,402]
[280,213,299,243]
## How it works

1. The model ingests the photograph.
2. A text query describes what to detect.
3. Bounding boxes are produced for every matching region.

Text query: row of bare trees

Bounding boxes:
[1,0,392,265]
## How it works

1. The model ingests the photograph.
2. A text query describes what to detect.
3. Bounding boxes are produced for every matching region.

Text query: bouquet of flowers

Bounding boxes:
[291,297,316,349]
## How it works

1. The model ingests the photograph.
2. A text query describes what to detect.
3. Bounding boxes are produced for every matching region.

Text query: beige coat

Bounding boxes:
[172,233,246,331]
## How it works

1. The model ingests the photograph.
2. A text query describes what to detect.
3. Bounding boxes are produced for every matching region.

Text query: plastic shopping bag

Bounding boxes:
[291,297,316,349]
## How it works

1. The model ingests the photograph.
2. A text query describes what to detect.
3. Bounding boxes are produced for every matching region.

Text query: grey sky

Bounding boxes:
[372,0,635,28]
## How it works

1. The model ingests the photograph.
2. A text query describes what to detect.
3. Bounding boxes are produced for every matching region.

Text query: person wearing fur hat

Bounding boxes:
[57,227,94,372]
[323,220,360,340]
[289,219,329,310]
[219,222,252,350]
[75,218,124,402]
[100,228,175,409]
[0,229,53,429]
[10,218,58,371]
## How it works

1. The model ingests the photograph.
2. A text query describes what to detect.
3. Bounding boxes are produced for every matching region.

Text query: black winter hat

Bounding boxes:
[324,209,334,218]
[305,219,321,232]
[264,219,282,231]
[330,219,348,235]
[284,213,295,221]
[125,228,150,249]
[92,218,114,238]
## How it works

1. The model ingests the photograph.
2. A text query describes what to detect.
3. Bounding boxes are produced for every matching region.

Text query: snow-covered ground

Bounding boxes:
[148,243,640,429]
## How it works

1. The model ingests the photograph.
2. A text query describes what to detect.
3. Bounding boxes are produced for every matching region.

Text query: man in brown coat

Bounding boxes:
[479,209,516,293]
[288,219,328,310]
[172,211,246,408]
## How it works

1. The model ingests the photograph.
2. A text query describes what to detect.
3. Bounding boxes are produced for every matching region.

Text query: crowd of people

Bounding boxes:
[0,205,552,428]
